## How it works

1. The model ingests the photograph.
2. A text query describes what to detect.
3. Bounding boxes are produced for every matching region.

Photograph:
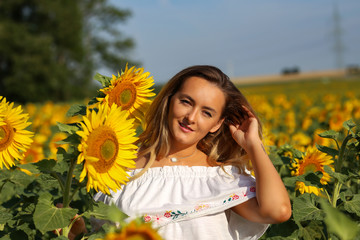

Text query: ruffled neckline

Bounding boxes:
[130,165,239,178]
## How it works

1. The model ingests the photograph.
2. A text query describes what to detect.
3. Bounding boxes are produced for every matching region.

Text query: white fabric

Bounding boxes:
[94,165,269,240]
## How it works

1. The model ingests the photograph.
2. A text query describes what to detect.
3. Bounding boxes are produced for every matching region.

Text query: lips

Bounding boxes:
[179,121,193,132]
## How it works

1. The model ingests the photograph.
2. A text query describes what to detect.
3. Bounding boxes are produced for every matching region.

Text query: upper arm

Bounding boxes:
[231,197,291,224]
[231,198,267,223]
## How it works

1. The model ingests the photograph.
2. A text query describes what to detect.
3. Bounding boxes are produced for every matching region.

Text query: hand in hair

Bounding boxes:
[229,106,292,224]
[228,106,261,152]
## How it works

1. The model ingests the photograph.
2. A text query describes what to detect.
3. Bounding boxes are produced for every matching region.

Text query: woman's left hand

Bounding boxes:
[228,106,261,152]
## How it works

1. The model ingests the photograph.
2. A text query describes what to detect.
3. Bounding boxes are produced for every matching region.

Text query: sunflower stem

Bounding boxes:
[62,226,70,239]
[331,180,342,208]
[335,134,352,172]
[63,157,77,208]
[324,189,332,204]
[51,172,65,194]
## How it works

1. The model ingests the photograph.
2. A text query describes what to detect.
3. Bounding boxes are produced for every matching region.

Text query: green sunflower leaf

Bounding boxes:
[57,122,80,134]
[84,201,127,223]
[283,171,323,188]
[316,144,338,158]
[33,192,77,234]
[298,221,324,240]
[343,119,356,131]
[292,148,304,159]
[293,194,323,222]
[320,198,359,240]
[94,72,112,87]
[343,194,360,217]
[33,159,56,172]
[269,152,283,165]
[323,165,348,183]
[55,133,80,145]
[66,104,87,117]
[0,207,13,225]
[261,220,299,238]
[53,147,72,174]
[317,130,339,140]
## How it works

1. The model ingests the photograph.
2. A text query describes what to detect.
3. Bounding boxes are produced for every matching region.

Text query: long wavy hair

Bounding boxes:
[131,65,262,179]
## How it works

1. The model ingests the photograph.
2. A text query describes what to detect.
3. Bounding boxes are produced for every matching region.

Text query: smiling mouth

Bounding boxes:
[179,122,193,132]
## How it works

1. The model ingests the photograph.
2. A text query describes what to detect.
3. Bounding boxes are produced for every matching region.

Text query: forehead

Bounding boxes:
[179,76,226,109]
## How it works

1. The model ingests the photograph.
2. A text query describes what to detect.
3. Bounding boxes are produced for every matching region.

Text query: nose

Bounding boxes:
[186,108,198,123]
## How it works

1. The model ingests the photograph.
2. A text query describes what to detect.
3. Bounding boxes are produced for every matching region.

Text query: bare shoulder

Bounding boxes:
[134,155,148,169]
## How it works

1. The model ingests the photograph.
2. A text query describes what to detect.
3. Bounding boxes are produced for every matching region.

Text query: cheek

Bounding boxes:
[168,101,180,124]
[170,102,186,119]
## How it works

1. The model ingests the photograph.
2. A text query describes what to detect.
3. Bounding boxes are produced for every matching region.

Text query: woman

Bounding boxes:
[95,65,291,239]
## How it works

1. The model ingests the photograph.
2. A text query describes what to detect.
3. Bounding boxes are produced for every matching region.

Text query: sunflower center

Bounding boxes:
[110,82,137,110]
[87,126,119,173]
[0,124,14,151]
[120,89,132,105]
[302,163,319,174]
[100,139,117,162]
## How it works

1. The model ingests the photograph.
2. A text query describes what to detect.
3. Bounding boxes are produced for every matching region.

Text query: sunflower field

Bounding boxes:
[1,67,360,239]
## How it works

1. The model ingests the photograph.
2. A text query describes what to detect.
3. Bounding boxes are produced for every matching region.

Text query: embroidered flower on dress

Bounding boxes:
[144,214,152,222]
[144,189,257,226]
[164,211,172,218]
[230,194,240,200]
[194,204,210,211]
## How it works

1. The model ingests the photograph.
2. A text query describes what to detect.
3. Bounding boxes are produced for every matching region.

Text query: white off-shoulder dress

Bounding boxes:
[94,165,269,240]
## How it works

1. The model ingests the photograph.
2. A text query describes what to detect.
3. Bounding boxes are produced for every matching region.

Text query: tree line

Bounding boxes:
[0,0,138,103]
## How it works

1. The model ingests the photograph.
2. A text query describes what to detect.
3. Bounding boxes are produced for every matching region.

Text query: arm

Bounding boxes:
[229,107,291,224]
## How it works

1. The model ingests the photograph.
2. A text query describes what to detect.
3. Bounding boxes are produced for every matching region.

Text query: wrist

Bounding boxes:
[245,137,265,155]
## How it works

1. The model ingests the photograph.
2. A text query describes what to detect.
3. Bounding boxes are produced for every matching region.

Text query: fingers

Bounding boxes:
[228,124,238,135]
[229,124,244,142]
[241,105,255,118]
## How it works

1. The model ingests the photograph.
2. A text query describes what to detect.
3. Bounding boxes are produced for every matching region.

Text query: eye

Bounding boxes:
[180,99,191,105]
[203,111,212,118]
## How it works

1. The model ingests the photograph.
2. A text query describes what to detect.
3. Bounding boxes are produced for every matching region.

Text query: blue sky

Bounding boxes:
[106,0,360,84]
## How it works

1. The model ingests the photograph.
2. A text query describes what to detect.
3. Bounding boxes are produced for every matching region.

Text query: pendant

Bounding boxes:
[170,157,178,162]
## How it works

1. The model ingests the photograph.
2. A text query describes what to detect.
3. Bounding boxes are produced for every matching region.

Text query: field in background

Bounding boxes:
[232,69,347,85]
[237,74,360,97]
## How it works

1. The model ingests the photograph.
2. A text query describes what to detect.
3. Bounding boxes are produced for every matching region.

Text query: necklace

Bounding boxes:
[168,149,198,163]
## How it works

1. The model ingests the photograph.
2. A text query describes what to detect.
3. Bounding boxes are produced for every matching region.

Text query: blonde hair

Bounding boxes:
[131,65,262,180]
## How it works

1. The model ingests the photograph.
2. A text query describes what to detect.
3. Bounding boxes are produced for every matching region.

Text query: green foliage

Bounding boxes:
[0,0,138,103]
[320,199,359,240]
[261,120,360,240]
[0,108,135,239]
[34,193,78,234]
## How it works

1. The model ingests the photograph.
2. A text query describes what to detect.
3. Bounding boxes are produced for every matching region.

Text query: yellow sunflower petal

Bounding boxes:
[0,98,33,169]
[291,146,334,195]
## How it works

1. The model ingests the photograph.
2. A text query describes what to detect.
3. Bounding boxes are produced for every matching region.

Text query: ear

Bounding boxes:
[209,118,225,133]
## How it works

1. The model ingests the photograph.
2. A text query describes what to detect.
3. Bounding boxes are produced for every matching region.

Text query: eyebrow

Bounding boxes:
[179,93,218,114]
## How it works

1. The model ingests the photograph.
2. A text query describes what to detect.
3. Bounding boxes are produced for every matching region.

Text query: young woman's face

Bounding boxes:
[168,76,226,148]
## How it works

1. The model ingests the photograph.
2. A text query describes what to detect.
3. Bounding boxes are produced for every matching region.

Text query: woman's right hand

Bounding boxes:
[228,106,261,152]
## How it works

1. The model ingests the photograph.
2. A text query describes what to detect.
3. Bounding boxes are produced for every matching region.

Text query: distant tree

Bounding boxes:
[0,0,138,103]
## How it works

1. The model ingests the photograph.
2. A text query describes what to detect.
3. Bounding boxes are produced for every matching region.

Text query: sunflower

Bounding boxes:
[101,220,163,240]
[77,104,138,194]
[98,65,155,127]
[291,132,312,148]
[0,97,34,169]
[291,146,334,196]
